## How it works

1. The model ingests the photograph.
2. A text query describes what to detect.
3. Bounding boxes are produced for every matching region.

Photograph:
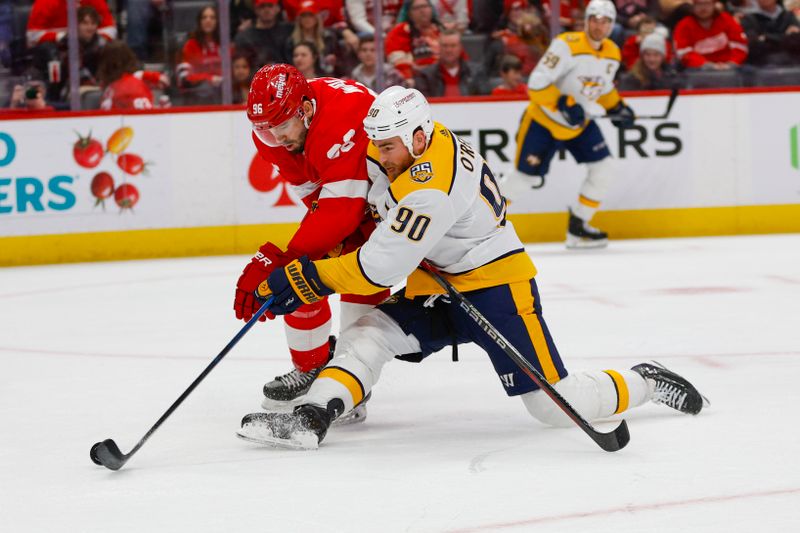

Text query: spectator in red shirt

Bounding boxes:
[385,0,442,81]
[97,41,154,110]
[414,28,489,96]
[177,5,223,91]
[673,0,749,69]
[621,16,674,69]
[431,0,470,32]
[491,54,528,96]
[486,7,549,76]
[26,0,116,48]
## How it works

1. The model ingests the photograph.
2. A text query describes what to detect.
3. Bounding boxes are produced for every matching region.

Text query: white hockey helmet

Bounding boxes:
[585,0,616,25]
[363,86,434,158]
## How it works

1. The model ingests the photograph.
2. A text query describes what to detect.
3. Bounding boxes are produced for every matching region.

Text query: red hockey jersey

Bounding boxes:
[673,12,748,68]
[26,0,117,48]
[177,38,222,86]
[253,77,376,260]
[100,73,154,110]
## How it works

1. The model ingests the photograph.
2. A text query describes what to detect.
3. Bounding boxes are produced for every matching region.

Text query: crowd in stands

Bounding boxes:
[1,0,799,111]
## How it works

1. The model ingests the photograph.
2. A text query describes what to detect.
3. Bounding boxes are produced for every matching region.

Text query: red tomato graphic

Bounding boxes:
[90,172,115,208]
[117,153,146,175]
[247,154,296,206]
[73,131,104,168]
[114,183,139,211]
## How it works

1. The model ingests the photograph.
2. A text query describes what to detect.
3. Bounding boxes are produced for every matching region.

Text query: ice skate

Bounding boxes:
[238,402,339,450]
[632,361,710,415]
[261,336,336,410]
[566,209,608,249]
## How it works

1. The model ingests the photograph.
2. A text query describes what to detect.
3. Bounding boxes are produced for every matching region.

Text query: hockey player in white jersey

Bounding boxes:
[503,0,634,249]
[236,86,707,449]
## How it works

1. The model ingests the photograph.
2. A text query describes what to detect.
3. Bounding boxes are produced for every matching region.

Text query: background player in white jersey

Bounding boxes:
[237,87,707,449]
[503,0,636,249]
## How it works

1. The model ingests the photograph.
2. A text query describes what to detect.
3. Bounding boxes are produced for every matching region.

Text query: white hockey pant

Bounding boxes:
[572,156,615,222]
[303,309,420,412]
[521,370,649,427]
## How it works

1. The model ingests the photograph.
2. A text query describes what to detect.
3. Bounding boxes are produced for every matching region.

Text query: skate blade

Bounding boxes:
[566,235,608,249]
[331,403,367,427]
[236,423,319,450]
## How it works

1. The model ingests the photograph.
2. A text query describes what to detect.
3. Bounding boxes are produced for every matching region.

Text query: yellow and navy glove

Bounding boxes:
[256,256,334,315]
[608,101,635,129]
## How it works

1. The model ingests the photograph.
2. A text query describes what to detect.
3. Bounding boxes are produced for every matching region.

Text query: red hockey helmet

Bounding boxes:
[247,64,313,146]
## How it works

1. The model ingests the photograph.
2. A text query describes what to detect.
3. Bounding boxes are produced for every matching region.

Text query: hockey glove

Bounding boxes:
[557,95,586,126]
[234,242,292,322]
[256,256,334,316]
[608,101,635,129]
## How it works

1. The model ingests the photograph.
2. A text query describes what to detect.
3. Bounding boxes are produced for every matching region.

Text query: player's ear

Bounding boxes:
[412,128,427,153]
[302,99,314,120]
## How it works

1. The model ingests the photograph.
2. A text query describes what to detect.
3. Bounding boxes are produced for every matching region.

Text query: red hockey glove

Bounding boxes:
[234,242,292,321]
[255,257,334,316]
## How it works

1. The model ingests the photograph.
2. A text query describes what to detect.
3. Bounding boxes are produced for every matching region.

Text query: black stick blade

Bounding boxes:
[90,439,127,470]
[593,420,630,452]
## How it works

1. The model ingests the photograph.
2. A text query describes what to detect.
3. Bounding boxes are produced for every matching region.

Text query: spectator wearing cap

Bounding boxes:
[349,34,409,90]
[413,28,490,96]
[673,0,749,69]
[346,0,404,36]
[234,0,293,68]
[490,54,528,96]
[621,15,674,69]
[741,0,800,65]
[385,0,443,81]
[288,0,348,75]
[619,32,683,89]
[284,0,346,27]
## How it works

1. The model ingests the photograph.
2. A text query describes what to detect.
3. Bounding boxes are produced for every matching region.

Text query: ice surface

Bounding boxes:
[1,235,799,532]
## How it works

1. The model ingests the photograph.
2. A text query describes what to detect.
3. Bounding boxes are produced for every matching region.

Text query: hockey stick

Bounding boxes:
[419,263,629,452]
[90,297,275,471]
[591,88,679,120]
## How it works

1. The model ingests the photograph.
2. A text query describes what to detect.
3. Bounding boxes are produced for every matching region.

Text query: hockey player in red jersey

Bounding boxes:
[235,64,389,410]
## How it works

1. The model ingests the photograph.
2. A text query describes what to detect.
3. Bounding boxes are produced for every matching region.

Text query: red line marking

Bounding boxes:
[448,487,800,532]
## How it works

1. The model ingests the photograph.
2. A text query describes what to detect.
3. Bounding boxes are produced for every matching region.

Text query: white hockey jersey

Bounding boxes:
[316,123,537,297]
[526,31,622,140]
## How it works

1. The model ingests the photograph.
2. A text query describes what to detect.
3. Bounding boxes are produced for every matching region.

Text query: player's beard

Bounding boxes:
[283,128,308,154]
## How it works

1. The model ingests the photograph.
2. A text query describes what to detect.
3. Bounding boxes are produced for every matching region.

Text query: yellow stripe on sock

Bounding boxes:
[579,195,601,209]
[604,370,630,414]
[318,367,364,406]
[509,281,561,384]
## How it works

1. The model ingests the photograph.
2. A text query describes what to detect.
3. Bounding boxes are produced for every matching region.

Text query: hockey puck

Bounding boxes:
[89,442,103,465]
